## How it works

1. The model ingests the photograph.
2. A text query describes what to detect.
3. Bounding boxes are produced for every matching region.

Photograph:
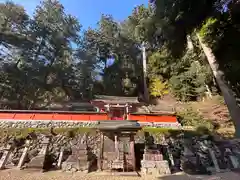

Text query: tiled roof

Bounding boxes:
[93,95,140,104]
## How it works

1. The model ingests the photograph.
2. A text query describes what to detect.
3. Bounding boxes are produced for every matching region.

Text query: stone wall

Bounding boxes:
[1,127,240,177]
[0,120,97,128]
[0,120,181,129]
[0,132,100,172]
[0,130,170,175]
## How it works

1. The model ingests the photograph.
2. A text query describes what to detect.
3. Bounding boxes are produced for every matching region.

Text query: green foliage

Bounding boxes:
[147,36,214,102]
[149,78,169,98]
[199,18,218,39]
[80,14,142,96]
[150,0,240,137]
[215,95,225,105]
[198,18,220,49]
[148,50,173,79]
[170,75,196,101]
[141,127,213,138]
[198,16,240,91]
[0,0,96,108]
[177,107,213,130]
[169,50,213,101]
[121,5,156,44]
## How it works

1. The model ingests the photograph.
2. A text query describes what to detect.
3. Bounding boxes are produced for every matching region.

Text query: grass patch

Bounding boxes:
[0,127,97,139]
[141,126,212,138]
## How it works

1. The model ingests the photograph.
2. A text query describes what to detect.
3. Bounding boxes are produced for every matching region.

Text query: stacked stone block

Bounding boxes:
[62,144,89,172]
[141,149,171,176]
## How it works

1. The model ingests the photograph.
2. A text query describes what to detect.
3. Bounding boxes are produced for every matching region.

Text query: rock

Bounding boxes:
[82,169,89,173]
[71,167,77,172]
[183,145,194,157]
[28,149,39,159]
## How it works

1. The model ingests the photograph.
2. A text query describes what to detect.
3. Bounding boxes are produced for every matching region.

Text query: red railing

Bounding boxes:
[0,110,177,123]
[128,114,177,123]
[0,112,109,121]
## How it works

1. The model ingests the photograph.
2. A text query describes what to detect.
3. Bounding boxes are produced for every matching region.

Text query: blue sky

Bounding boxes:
[0,0,148,77]
[0,0,148,29]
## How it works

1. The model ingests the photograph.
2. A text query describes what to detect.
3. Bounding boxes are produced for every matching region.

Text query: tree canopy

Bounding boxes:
[0,0,240,114]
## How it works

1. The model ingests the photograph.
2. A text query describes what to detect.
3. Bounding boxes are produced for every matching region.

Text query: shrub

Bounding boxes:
[177,107,213,130]
[149,78,169,98]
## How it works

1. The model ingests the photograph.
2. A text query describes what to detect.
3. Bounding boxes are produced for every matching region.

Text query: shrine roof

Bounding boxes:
[92,95,140,104]
[95,120,142,132]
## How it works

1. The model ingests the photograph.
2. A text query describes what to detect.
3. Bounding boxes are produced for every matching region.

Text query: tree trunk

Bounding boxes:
[197,33,240,138]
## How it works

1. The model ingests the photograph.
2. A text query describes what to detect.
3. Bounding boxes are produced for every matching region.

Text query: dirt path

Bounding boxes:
[0,169,239,180]
[0,169,157,180]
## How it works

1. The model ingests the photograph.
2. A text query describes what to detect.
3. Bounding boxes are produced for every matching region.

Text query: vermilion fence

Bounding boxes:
[0,110,178,124]
[128,114,177,123]
[0,112,108,121]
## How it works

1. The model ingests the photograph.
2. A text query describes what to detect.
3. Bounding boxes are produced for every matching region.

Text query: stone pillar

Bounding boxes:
[130,134,136,171]
[57,147,64,169]
[124,104,132,120]
[17,140,30,169]
[0,144,13,170]
[105,104,111,120]
[166,146,174,167]
[40,138,49,155]
[98,132,104,171]
[114,134,119,160]
[209,149,220,173]
[26,136,50,171]
[125,104,129,120]
[225,148,240,169]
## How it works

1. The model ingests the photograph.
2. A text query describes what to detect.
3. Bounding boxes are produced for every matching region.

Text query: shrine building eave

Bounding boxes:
[92,95,141,105]
[95,120,142,132]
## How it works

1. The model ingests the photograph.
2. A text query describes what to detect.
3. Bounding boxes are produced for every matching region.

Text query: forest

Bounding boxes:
[0,1,240,134]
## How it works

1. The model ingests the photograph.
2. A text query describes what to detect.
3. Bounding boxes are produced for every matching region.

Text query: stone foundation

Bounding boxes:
[0,120,181,129]
[141,160,171,176]
[141,149,171,176]
[0,120,97,128]
[62,160,90,172]
[102,152,118,170]
[61,140,98,173]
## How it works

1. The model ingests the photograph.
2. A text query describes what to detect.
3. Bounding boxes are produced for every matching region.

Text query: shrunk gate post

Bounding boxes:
[17,140,30,169]
[130,134,136,171]
[0,144,13,170]
[98,132,104,171]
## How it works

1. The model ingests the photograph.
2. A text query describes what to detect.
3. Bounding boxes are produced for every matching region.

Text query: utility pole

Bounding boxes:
[142,42,149,103]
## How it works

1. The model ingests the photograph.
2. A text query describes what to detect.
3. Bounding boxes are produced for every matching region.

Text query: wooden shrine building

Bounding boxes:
[95,120,142,171]
[91,95,143,120]
[91,95,179,127]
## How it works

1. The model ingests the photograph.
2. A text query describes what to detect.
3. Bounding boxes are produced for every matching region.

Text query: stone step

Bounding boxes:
[143,154,163,161]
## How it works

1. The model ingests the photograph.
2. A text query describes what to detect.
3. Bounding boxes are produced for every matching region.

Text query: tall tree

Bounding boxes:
[150,0,240,137]
[27,0,81,106]
[81,15,142,96]
[0,0,85,108]
[0,1,32,49]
